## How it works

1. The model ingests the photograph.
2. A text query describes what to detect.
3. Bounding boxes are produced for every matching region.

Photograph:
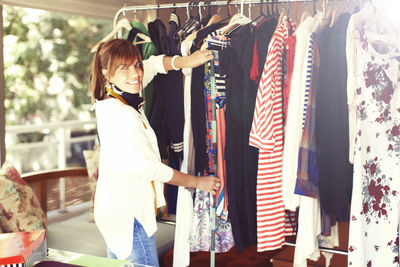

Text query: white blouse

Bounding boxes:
[94,54,173,259]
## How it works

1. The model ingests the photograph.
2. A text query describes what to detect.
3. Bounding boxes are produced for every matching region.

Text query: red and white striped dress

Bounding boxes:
[249,18,296,252]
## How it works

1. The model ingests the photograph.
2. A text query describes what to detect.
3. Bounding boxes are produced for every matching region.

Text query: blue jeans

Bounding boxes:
[107,218,159,267]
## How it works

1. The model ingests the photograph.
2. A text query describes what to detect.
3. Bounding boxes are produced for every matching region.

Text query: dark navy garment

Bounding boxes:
[148,17,183,214]
[148,19,170,159]
[316,13,352,221]
[148,18,185,164]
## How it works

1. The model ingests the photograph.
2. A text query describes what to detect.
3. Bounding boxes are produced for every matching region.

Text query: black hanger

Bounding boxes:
[266,0,272,17]
[181,2,203,40]
[200,0,212,26]
[127,28,142,43]
[174,2,199,41]
[250,0,266,25]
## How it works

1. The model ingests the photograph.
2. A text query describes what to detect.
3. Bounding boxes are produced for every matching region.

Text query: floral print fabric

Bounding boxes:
[348,26,400,266]
[190,190,235,253]
[0,162,47,233]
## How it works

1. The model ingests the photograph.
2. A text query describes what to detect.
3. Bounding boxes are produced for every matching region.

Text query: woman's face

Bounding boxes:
[108,59,143,94]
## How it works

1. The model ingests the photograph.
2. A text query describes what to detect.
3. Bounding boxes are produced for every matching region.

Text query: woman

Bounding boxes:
[88,39,220,266]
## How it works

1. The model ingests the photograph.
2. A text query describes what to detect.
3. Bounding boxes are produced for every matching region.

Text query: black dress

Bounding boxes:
[219,24,258,252]
[316,13,353,221]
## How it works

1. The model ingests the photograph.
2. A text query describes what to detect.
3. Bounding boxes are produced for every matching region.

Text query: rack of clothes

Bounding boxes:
[100,0,400,266]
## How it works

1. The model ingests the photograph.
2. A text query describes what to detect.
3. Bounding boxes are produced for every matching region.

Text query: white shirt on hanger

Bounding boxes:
[281,15,318,212]
[173,38,195,267]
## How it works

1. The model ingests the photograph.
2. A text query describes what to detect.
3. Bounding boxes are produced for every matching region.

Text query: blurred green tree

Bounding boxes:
[3,6,112,126]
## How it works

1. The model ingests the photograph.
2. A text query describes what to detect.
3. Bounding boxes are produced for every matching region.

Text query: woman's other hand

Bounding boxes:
[164,49,214,71]
[183,49,214,68]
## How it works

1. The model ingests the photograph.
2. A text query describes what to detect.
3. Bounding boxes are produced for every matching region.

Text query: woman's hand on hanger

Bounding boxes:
[163,49,214,71]
[168,169,221,195]
[196,175,221,195]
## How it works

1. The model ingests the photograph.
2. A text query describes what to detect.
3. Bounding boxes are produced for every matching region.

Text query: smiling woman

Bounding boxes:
[88,38,219,266]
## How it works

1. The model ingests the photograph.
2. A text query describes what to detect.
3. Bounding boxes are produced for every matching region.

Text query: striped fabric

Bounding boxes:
[300,32,316,130]
[249,17,296,252]
[294,31,320,198]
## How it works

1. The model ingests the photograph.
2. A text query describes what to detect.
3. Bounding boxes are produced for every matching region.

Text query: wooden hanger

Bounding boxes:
[329,7,337,27]
[300,7,310,24]
[216,13,251,35]
[206,14,223,27]
[277,3,285,25]
[91,18,151,53]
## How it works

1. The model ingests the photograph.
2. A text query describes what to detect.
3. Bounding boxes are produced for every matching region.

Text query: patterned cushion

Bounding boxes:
[0,161,47,233]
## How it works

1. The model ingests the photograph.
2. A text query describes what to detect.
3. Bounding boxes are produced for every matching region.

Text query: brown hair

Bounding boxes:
[88,39,143,102]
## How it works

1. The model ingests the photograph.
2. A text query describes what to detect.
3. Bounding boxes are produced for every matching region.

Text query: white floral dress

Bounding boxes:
[348,25,400,266]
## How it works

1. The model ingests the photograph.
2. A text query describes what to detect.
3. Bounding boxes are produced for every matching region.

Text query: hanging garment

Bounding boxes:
[294,31,319,198]
[147,18,183,215]
[190,47,234,253]
[249,17,296,252]
[346,2,375,164]
[250,17,278,83]
[191,23,224,175]
[282,34,296,125]
[293,14,345,267]
[216,103,227,218]
[173,37,195,267]
[147,19,170,159]
[281,15,319,212]
[208,47,228,218]
[293,16,325,267]
[219,24,259,252]
[347,24,400,267]
[316,13,352,221]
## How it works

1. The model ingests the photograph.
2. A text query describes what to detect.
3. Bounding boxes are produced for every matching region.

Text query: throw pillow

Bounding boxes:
[0,161,47,233]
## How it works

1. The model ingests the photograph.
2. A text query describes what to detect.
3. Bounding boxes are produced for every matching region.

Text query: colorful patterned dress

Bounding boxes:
[190,46,234,253]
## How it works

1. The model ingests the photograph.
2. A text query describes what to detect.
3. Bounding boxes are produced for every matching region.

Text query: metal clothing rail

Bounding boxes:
[113,0,320,27]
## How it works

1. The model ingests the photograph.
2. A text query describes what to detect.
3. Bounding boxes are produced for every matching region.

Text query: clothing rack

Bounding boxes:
[112,0,356,266]
[114,0,327,27]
